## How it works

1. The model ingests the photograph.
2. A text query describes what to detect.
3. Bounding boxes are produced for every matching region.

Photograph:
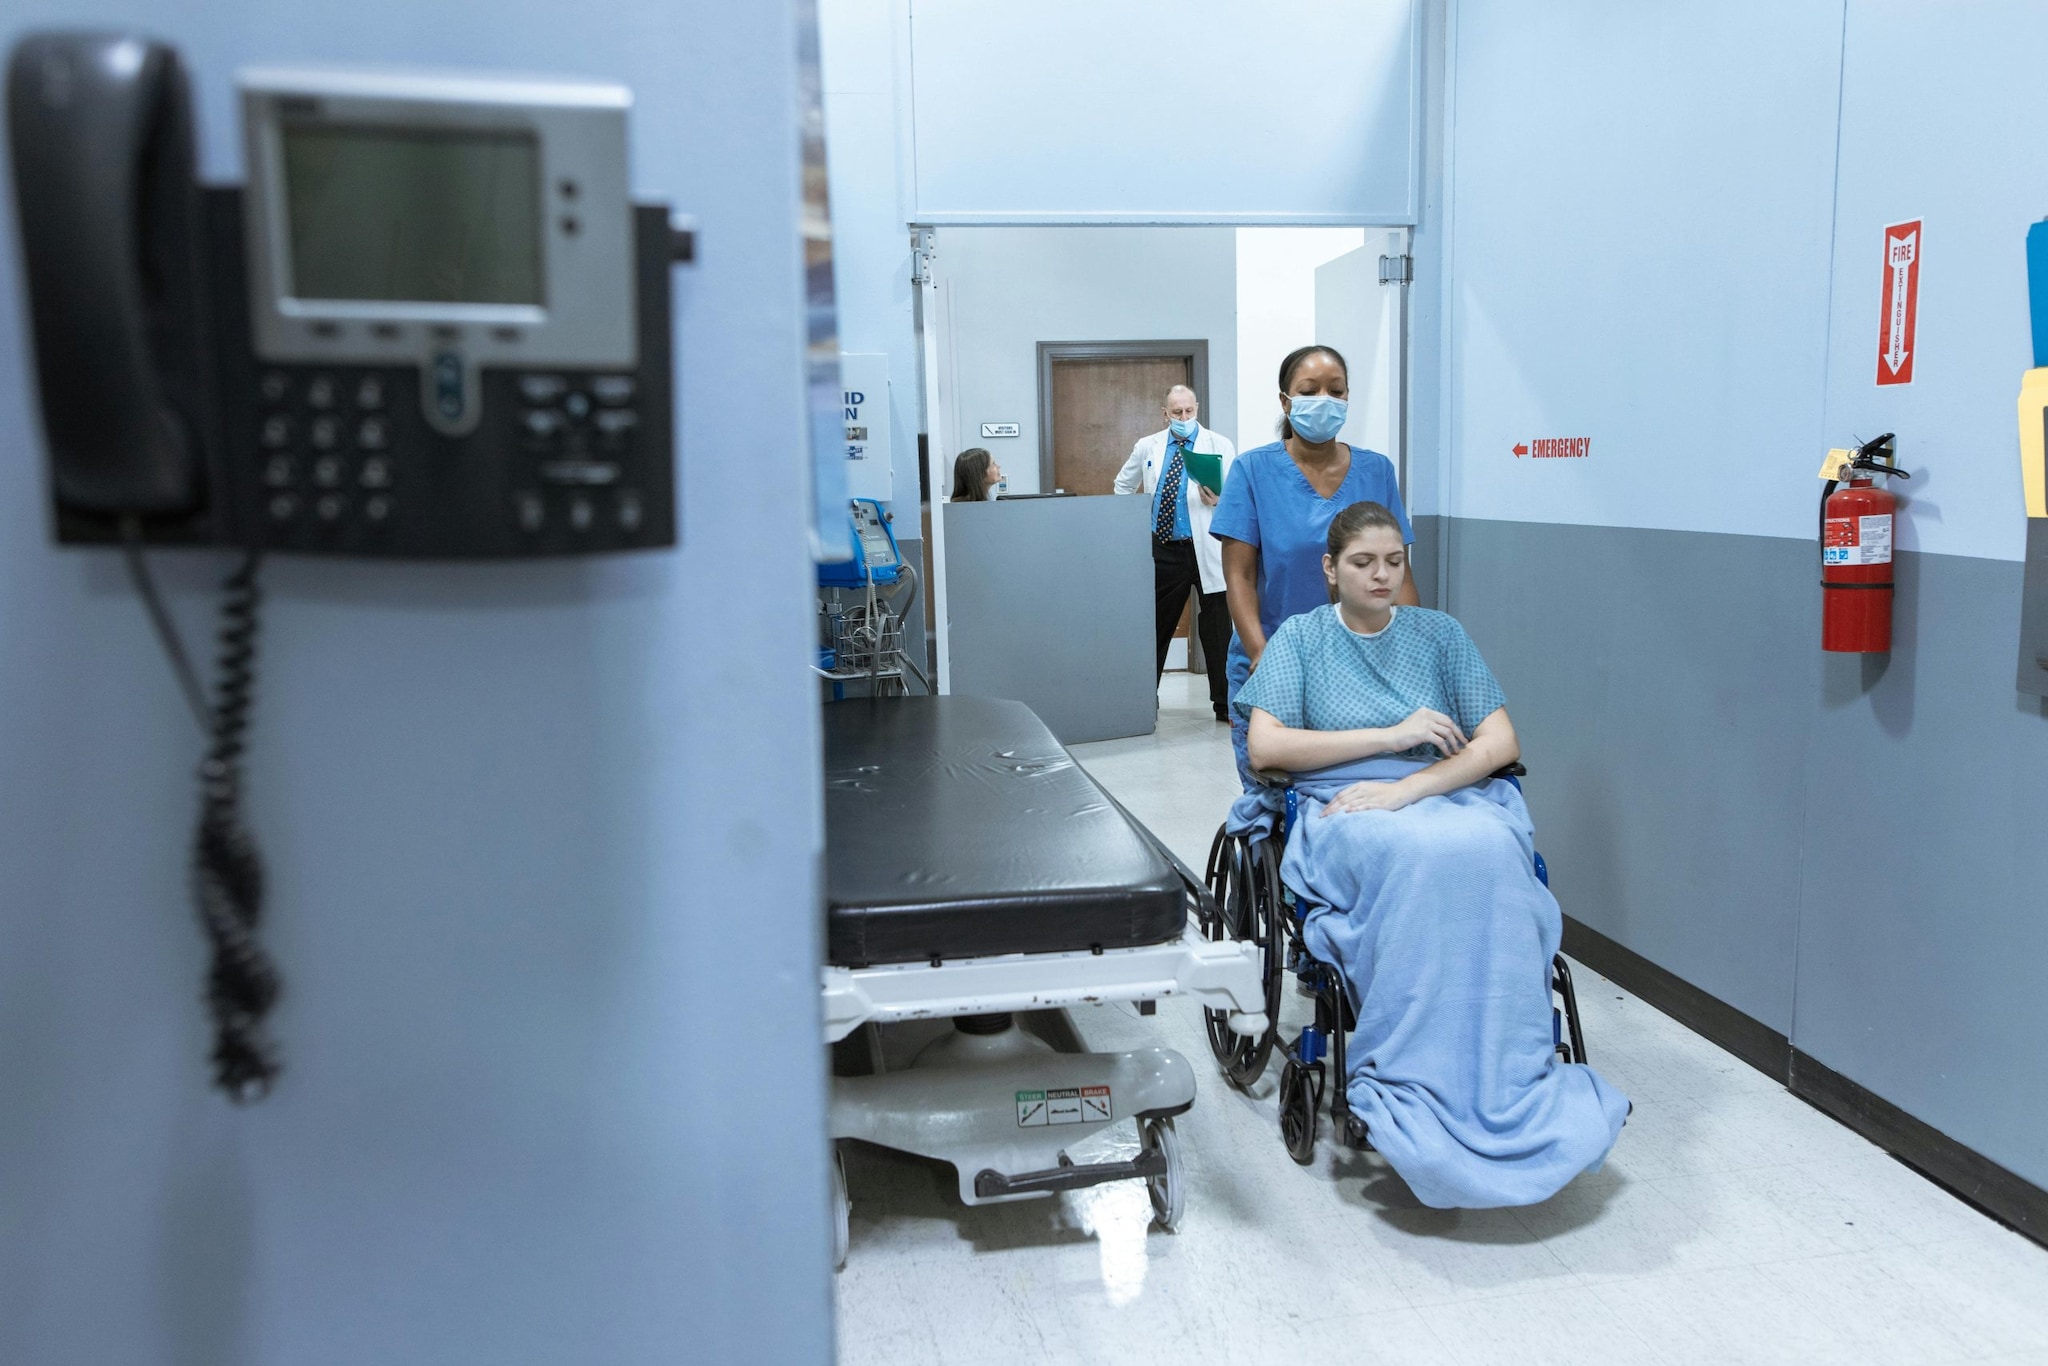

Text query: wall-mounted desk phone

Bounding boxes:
[9,33,682,557]
[6,32,691,1104]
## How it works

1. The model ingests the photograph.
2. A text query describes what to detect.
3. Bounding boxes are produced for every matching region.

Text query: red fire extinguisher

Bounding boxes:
[1820,433,1912,653]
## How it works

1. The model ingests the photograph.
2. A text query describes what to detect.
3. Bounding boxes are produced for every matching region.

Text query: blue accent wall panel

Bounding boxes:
[1451,516,2048,1190]
[1447,518,1815,1032]
[1795,553,2048,1189]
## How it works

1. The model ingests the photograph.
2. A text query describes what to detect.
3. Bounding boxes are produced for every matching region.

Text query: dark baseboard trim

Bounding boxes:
[1560,915,1791,1081]
[1790,1050,2045,1243]
[1562,914,2048,1249]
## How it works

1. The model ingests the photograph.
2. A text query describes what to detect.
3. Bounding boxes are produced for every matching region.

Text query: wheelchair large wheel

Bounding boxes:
[1277,1059,1322,1166]
[1201,828,1285,1088]
[1143,1116,1184,1231]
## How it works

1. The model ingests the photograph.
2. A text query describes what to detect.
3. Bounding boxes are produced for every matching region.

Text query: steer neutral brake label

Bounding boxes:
[1016,1085,1112,1127]
[1823,513,1893,566]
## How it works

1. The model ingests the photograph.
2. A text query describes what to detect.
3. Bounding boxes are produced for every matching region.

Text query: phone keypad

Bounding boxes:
[255,369,396,537]
[246,364,663,553]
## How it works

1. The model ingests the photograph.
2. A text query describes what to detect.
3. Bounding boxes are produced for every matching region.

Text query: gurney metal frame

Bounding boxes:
[822,922,1271,1043]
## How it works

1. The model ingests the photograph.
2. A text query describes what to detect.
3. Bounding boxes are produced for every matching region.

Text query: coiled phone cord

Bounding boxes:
[193,553,280,1101]
[121,524,282,1103]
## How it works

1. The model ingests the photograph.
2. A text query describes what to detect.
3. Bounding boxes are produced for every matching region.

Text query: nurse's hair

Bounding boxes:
[1277,344,1348,440]
[1326,500,1405,559]
[951,447,995,501]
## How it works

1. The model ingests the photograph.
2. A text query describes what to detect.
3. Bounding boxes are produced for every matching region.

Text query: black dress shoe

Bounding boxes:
[1214,709,1230,723]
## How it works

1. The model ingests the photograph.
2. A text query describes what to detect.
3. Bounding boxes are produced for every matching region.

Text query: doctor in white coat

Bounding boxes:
[1113,384,1237,720]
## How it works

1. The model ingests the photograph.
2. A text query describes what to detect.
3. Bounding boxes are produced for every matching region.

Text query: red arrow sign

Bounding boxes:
[1876,219,1920,386]
[1512,443,1528,457]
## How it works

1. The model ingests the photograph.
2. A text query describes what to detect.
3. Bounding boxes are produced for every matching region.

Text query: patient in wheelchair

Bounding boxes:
[1233,500,1628,1208]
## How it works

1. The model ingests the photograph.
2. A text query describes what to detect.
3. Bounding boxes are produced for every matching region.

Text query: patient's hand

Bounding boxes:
[1321,781,1413,817]
[1384,708,1468,757]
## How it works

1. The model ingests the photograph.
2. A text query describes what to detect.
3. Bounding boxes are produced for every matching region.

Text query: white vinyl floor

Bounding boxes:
[833,673,2048,1366]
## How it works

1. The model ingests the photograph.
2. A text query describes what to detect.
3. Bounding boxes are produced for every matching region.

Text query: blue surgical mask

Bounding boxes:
[1286,394,1348,444]
[1168,417,1198,441]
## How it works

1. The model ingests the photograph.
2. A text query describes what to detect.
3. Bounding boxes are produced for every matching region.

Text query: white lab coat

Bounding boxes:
[1113,425,1238,594]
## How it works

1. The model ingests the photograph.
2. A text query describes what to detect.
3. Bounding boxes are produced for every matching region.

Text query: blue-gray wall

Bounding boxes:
[1439,0,2048,1192]
[0,2,834,1362]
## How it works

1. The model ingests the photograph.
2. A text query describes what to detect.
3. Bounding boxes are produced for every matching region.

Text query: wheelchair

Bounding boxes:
[1198,764,1589,1164]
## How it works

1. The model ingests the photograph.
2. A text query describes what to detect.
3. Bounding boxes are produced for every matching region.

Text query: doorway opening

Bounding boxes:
[914,224,1411,707]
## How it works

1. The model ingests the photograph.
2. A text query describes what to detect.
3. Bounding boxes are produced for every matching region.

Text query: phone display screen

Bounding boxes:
[280,124,544,305]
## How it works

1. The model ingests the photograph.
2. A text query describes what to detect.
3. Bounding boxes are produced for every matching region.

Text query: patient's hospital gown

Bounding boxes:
[1231,603,1505,747]
[1234,605,1629,1208]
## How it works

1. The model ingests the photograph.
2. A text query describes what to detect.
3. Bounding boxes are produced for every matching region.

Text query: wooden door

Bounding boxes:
[1049,356,1191,496]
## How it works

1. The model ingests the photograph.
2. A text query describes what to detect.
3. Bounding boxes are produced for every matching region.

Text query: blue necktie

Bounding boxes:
[1156,443,1186,541]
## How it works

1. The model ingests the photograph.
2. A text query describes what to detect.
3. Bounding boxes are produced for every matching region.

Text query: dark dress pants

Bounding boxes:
[1152,538,1233,717]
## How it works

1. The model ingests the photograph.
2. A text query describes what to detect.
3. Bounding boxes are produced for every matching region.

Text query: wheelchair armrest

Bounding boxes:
[1264,763,1524,789]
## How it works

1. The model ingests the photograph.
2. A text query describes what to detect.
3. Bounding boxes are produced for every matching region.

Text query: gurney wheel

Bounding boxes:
[1143,1116,1184,1231]
[830,1145,850,1271]
[1278,1060,1321,1166]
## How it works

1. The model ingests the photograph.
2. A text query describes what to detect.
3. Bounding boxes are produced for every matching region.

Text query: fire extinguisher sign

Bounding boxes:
[1824,513,1894,565]
[1876,219,1921,386]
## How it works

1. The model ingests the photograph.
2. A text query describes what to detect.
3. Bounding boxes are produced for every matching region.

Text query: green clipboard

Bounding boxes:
[1183,449,1224,496]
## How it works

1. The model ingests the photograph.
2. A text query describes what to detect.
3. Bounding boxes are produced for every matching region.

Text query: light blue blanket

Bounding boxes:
[1229,759,1629,1208]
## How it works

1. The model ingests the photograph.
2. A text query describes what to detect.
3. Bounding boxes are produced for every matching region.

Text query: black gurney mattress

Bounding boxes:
[823,696,1188,966]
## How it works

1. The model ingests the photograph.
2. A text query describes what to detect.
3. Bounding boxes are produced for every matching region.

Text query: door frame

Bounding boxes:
[1035,339,1210,493]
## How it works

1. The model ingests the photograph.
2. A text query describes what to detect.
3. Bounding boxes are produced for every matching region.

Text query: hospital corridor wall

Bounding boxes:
[1438,0,2048,1234]
[0,1,835,1362]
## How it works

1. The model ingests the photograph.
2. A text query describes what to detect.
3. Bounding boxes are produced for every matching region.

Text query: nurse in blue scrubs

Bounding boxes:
[1210,344,1417,786]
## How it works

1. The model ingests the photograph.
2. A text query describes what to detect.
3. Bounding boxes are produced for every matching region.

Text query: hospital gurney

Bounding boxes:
[821,696,1268,1266]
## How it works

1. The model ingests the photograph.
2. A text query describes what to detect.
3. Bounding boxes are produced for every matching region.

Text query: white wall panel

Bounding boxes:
[1444,1,1845,540]
[1235,227,1367,452]
[1315,236,1404,475]
[908,0,1418,224]
[1817,0,2048,563]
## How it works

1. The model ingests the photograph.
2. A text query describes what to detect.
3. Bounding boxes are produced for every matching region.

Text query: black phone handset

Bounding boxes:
[7,33,211,517]
[8,33,280,1101]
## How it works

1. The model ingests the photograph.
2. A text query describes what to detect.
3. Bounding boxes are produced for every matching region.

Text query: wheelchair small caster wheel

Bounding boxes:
[1143,1116,1184,1231]
[830,1145,850,1271]
[1278,1060,1321,1166]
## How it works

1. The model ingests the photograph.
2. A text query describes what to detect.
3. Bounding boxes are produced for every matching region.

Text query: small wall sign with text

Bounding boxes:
[1512,437,1590,459]
[980,422,1021,438]
[1877,219,1921,386]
